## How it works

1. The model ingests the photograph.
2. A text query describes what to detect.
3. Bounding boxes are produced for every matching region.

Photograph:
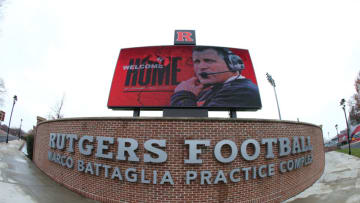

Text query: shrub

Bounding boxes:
[26,134,34,160]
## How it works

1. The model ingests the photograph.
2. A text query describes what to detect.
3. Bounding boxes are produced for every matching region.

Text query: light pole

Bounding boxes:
[6,95,18,144]
[340,98,351,155]
[18,118,23,139]
[266,73,282,120]
[335,124,339,145]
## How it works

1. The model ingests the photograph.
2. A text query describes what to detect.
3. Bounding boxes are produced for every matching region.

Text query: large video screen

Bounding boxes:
[108,46,262,110]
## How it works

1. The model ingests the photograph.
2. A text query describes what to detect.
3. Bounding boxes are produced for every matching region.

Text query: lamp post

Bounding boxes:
[6,95,18,144]
[340,98,351,155]
[18,118,23,139]
[335,124,339,145]
[266,73,282,120]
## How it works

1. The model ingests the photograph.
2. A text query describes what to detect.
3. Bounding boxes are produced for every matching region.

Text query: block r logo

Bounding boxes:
[174,30,196,45]
[177,32,193,42]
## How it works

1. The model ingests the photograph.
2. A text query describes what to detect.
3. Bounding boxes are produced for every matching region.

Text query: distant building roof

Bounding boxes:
[37,116,46,124]
[0,129,15,137]
[0,129,7,136]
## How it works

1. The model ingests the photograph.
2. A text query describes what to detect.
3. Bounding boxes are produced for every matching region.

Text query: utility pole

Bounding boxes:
[266,73,281,120]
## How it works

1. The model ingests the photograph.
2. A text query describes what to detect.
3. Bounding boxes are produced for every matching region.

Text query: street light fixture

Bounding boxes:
[266,73,282,120]
[6,95,18,144]
[340,98,351,155]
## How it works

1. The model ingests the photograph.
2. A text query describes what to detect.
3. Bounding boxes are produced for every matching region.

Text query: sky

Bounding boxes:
[0,0,359,141]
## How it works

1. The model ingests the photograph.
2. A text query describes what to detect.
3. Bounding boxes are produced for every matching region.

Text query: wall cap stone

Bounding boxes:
[37,116,322,129]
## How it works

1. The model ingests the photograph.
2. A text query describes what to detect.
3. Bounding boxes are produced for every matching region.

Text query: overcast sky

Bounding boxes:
[0,0,359,141]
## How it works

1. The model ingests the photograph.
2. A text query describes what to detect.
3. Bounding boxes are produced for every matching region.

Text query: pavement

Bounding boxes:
[1,140,360,203]
[285,151,360,203]
[0,140,98,203]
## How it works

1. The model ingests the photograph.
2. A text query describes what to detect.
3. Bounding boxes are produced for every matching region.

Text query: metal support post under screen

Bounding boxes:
[229,109,237,118]
[133,108,140,117]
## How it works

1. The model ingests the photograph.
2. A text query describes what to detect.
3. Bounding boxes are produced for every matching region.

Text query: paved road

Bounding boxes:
[0,134,19,143]
[352,142,360,148]
[340,141,360,149]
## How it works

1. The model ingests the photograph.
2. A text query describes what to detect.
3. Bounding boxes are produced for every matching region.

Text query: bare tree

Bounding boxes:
[0,78,6,106]
[48,94,65,120]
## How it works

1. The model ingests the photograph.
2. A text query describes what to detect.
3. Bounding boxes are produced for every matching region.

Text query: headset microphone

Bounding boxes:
[199,71,234,79]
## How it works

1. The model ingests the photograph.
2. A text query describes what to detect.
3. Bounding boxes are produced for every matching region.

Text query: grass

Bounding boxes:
[336,148,360,158]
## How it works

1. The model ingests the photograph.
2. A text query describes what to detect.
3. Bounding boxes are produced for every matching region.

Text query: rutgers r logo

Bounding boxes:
[176,32,193,42]
[174,30,196,45]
